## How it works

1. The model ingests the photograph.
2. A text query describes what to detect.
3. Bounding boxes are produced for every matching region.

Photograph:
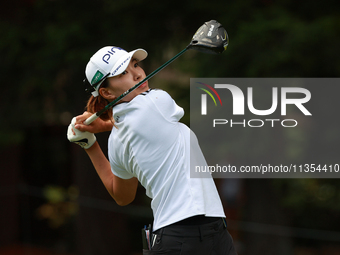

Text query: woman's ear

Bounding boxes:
[99,87,116,100]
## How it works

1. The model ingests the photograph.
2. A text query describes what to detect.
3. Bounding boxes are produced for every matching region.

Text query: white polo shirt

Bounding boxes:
[108,89,225,231]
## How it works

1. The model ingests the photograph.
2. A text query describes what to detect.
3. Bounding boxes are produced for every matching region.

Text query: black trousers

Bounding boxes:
[143,217,237,255]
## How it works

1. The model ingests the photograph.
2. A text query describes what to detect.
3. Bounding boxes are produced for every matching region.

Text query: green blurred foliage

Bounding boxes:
[274,178,340,230]
[37,185,79,229]
[1,0,339,142]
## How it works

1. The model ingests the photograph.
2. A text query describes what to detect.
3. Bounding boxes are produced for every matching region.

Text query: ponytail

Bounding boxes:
[86,95,112,121]
[85,79,114,123]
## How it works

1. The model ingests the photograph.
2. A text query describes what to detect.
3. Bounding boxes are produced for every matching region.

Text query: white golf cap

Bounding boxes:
[85,46,148,97]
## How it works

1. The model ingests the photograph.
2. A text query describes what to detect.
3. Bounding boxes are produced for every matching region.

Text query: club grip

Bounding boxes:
[84,113,99,125]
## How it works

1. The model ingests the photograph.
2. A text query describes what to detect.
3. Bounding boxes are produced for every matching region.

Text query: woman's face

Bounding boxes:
[101,58,149,102]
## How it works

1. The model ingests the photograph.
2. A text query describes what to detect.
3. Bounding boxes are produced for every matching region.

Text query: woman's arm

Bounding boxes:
[68,113,137,205]
[75,111,114,133]
[84,141,139,206]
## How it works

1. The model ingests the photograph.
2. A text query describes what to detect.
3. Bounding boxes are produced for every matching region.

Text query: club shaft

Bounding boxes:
[84,47,188,125]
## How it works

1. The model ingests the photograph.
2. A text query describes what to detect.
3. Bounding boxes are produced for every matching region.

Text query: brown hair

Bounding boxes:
[85,79,113,122]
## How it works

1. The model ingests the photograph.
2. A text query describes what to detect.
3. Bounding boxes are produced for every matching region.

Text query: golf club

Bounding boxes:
[84,20,228,125]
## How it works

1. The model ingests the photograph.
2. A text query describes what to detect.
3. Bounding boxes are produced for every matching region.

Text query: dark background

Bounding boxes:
[1,0,339,254]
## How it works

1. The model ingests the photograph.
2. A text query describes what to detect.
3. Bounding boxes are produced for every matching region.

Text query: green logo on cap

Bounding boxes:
[91,71,104,85]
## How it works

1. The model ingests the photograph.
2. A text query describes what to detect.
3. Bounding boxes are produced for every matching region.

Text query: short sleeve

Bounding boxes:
[110,160,135,179]
[108,136,135,180]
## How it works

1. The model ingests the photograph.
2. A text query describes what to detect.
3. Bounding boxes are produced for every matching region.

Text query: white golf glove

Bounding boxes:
[67,117,96,149]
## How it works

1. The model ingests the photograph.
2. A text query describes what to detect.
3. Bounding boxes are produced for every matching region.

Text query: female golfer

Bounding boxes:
[67,46,237,255]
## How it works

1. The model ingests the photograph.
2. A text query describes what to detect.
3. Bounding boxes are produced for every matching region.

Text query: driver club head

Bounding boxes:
[188,20,229,54]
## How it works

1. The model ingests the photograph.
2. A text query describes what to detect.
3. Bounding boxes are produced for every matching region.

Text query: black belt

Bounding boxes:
[153,217,226,239]
[172,215,220,226]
